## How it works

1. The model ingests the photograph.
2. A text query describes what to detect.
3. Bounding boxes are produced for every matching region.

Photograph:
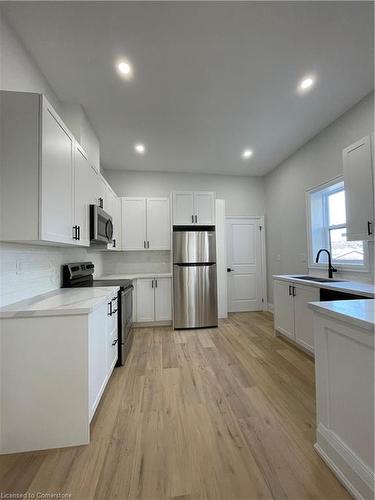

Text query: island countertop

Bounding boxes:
[0,286,120,318]
[308,299,374,331]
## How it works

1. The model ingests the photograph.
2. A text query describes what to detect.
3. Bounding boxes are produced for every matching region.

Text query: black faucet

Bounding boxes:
[315,249,337,279]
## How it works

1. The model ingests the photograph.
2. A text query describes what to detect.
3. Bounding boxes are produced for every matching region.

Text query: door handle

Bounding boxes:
[368,221,373,236]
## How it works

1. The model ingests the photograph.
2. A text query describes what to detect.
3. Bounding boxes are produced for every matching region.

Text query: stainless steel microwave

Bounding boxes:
[90,205,113,244]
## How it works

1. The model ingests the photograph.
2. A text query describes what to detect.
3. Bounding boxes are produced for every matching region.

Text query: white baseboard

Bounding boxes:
[315,424,374,500]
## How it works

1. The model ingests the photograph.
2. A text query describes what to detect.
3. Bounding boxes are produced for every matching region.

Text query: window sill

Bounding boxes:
[308,263,370,274]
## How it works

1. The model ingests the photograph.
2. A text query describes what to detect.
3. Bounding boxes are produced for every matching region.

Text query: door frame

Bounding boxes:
[225,215,267,312]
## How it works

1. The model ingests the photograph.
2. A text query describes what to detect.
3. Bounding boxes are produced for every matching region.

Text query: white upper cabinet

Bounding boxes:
[194,192,215,224]
[172,191,215,226]
[106,188,122,251]
[172,192,195,225]
[0,91,79,245]
[343,135,374,241]
[122,198,147,250]
[146,198,170,250]
[40,99,74,244]
[73,143,91,246]
[122,197,170,251]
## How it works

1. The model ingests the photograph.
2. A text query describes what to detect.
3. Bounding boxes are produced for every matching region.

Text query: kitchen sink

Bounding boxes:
[291,276,346,283]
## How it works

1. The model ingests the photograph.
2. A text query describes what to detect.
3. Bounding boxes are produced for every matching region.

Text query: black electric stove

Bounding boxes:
[62,262,133,366]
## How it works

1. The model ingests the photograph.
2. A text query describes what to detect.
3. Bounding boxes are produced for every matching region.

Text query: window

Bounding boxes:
[307,179,367,269]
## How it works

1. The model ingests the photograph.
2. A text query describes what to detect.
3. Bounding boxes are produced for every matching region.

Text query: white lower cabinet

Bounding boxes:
[135,277,172,324]
[155,278,173,321]
[273,280,319,353]
[0,290,118,454]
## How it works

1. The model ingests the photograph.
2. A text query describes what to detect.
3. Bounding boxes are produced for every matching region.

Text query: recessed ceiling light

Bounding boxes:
[298,76,315,92]
[242,149,253,159]
[134,143,146,154]
[116,60,133,79]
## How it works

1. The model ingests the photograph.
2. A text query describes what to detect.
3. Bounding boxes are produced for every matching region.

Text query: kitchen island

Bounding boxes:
[309,299,374,499]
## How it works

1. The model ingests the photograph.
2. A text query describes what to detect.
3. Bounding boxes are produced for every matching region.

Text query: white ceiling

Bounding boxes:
[1,1,374,176]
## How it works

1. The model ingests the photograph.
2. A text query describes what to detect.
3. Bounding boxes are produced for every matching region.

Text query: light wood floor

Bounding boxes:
[0,312,351,500]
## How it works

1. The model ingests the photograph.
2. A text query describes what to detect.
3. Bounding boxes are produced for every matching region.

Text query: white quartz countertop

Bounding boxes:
[273,275,375,298]
[96,272,172,280]
[309,299,375,330]
[0,286,120,318]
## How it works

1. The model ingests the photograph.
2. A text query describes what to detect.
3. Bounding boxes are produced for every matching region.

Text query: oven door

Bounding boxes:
[90,205,113,244]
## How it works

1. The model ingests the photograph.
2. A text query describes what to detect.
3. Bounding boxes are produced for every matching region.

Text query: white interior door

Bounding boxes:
[226,218,263,312]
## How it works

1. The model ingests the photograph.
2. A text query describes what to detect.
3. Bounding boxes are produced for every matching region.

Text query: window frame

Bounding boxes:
[306,177,369,272]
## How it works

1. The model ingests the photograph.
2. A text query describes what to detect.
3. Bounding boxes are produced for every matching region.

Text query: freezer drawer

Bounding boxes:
[173,229,216,264]
[173,263,218,329]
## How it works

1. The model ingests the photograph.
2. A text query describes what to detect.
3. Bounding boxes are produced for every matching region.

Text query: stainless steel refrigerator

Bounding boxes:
[173,227,218,329]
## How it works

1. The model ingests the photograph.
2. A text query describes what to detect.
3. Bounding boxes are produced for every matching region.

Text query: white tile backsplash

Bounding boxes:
[102,251,171,275]
[0,242,104,307]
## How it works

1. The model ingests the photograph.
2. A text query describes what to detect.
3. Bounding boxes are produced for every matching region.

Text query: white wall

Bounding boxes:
[0,12,104,307]
[103,170,265,217]
[265,91,374,304]
[0,11,60,112]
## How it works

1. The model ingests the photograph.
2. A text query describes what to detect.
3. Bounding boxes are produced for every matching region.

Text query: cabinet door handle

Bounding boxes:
[151,279,154,288]
[192,215,194,223]
[108,301,112,316]
[368,221,373,236]
[113,239,116,248]
[155,279,158,288]
[147,241,150,248]
[112,339,118,346]
[77,226,80,241]
[288,285,291,296]
[195,215,198,223]
[292,286,296,297]
[144,241,146,249]
[72,226,76,240]
[99,197,103,208]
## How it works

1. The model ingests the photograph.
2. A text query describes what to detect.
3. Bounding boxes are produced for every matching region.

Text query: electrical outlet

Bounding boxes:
[16,260,23,275]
